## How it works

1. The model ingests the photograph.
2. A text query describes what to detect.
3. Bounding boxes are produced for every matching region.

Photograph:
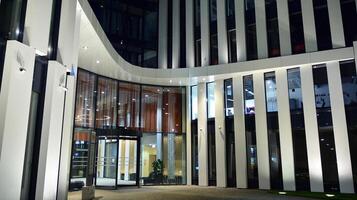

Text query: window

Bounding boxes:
[194,0,201,67]
[118,82,140,130]
[288,0,305,54]
[228,30,237,63]
[245,0,258,60]
[264,72,283,190]
[141,85,162,133]
[313,0,332,51]
[243,75,258,188]
[210,0,218,65]
[191,85,199,185]
[340,0,357,47]
[312,65,339,192]
[96,77,118,129]
[265,0,280,57]
[207,82,216,118]
[287,68,310,191]
[206,82,216,186]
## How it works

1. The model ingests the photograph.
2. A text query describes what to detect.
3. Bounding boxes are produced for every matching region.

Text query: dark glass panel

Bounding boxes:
[194,0,201,67]
[340,0,357,47]
[210,34,218,65]
[210,0,218,65]
[312,65,339,192]
[96,77,117,129]
[195,40,202,67]
[339,60,357,191]
[265,0,280,57]
[226,0,236,29]
[287,68,310,191]
[264,72,283,190]
[243,75,259,188]
[313,0,332,51]
[228,30,237,63]
[288,0,305,54]
[207,119,216,186]
[180,0,186,68]
[245,0,258,60]
[118,82,141,131]
[75,70,97,128]
[191,86,198,185]
[224,79,236,187]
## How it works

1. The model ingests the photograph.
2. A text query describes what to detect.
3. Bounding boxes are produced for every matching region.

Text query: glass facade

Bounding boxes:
[245,0,258,60]
[209,0,218,65]
[70,69,187,186]
[340,0,357,47]
[207,82,216,186]
[339,60,357,191]
[265,0,280,57]
[243,75,259,188]
[264,72,283,190]
[191,86,199,185]
[312,65,339,192]
[288,0,305,54]
[194,0,202,67]
[226,0,237,63]
[313,0,332,51]
[287,68,310,191]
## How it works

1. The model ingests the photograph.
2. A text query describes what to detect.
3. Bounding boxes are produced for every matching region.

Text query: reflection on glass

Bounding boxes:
[243,75,258,188]
[207,82,216,186]
[162,87,183,133]
[191,86,198,120]
[264,72,283,190]
[224,79,236,187]
[117,139,137,185]
[191,85,199,185]
[96,77,117,129]
[141,85,162,133]
[118,82,140,130]
[75,70,96,128]
[339,60,357,191]
[207,82,216,118]
[96,137,117,187]
[312,65,339,192]
[287,68,310,191]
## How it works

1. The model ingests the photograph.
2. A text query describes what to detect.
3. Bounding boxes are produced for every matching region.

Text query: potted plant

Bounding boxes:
[152,159,164,184]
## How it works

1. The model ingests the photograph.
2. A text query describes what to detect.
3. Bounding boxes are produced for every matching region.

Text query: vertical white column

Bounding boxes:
[235,0,247,62]
[186,0,195,68]
[158,0,168,69]
[200,0,210,66]
[35,61,67,200]
[326,62,354,193]
[57,2,82,199]
[172,0,180,68]
[0,41,35,200]
[253,72,270,190]
[327,0,345,48]
[233,75,247,188]
[186,86,192,185]
[198,83,208,186]
[124,140,130,181]
[23,0,54,55]
[276,69,295,191]
[301,0,318,52]
[215,80,227,187]
[277,0,292,56]
[217,1,228,64]
[300,65,324,192]
[255,0,268,59]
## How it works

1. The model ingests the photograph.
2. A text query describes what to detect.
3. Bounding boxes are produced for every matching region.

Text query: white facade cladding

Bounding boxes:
[1,0,357,199]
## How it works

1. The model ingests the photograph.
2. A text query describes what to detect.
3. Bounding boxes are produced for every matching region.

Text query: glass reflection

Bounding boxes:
[191,86,199,185]
[96,77,117,129]
[118,82,140,130]
[207,82,216,186]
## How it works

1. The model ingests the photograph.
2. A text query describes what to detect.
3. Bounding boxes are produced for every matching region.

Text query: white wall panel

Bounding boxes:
[300,65,324,192]
[255,0,268,59]
[0,41,35,200]
[172,0,180,68]
[235,0,247,62]
[186,0,195,68]
[233,75,247,188]
[326,61,354,193]
[327,0,345,48]
[200,0,210,66]
[158,0,168,69]
[253,73,270,189]
[301,0,318,52]
[276,69,295,191]
[23,0,53,54]
[35,61,67,200]
[198,83,208,186]
[215,80,226,187]
[217,1,228,64]
[277,0,292,56]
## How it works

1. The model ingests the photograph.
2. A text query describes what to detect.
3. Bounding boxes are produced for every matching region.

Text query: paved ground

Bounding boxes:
[68,186,317,200]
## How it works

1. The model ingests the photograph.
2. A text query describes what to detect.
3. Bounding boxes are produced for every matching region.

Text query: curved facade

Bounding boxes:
[0,0,357,199]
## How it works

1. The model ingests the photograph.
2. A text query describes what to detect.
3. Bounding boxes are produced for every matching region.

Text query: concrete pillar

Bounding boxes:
[215,80,226,187]
[235,0,247,62]
[301,0,318,52]
[255,0,268,59]
[172,0,180,68]
[0,41,36,200]
[35,61,67,200]
[276,69,295,191]
[327,0,345,48]
[23,0,54,55]
[277,0,292,56]
[253,72,270,190]
[300,65,324,192]
[200,0,210,66]
[326,61,354,193]
[186,0,195,68]
[158,0,168,69]
[217,1,228,64]
[198,83,208,186]
[233,75,247,188]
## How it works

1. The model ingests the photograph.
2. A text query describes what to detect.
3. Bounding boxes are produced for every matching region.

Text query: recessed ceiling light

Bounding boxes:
[169,80,172,83]
[96,60,100,64]
[83,46,88,50]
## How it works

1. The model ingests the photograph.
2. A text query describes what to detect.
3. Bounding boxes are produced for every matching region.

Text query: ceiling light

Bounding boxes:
[96,60,100,64]
[83,46,88,50]
[169,80,172,83]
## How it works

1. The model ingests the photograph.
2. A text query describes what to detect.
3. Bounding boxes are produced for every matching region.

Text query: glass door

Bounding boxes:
[95,137,118,188]
[117,139,138,186]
